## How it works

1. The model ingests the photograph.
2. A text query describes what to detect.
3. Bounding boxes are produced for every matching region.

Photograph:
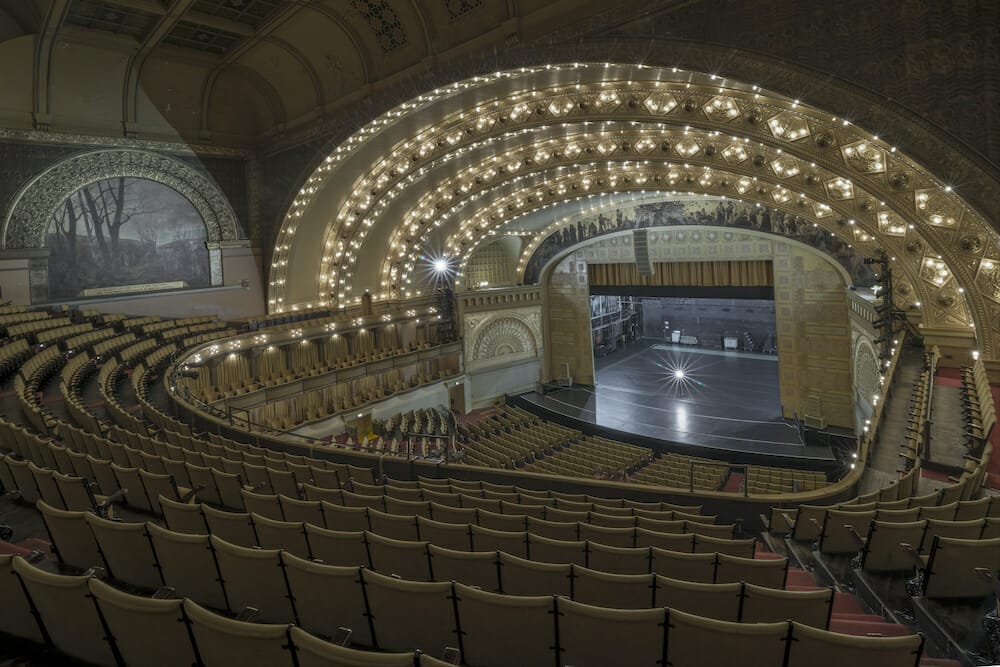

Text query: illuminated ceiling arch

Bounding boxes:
[269,63,1000,361]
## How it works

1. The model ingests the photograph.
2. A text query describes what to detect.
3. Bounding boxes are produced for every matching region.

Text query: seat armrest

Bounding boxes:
[179,484,204,504]
[235,607,259,622]
[845,525,866,550]
[900,543,924,570]
[152,586,177,599]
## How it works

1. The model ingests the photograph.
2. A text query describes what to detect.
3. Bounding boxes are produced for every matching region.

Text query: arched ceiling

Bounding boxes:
[0,0,622,143]
[269,63,1000,362]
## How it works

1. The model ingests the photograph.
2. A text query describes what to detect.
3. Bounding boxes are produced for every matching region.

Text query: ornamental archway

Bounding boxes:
[269,62,1000,365]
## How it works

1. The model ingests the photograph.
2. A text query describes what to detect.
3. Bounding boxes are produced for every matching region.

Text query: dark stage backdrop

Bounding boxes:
[638,296,776,351]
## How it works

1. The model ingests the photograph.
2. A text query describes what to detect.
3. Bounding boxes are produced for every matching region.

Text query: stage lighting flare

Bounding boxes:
[433,258,449,273]
[673,369,685,379]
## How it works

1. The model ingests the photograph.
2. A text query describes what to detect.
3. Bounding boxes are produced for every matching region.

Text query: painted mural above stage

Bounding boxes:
[45,177,210,299]
[523,200,877,288]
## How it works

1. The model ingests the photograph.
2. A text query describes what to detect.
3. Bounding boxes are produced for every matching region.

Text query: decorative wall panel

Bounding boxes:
[544,252,594,385]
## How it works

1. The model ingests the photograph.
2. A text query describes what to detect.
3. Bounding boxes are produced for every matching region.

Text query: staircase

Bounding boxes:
[756,544,960,666]
[868,347,925,476]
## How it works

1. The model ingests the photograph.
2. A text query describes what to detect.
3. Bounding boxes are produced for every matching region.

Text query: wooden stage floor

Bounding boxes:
[513,341,839,469]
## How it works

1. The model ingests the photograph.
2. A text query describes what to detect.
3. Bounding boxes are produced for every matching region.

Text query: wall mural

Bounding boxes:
[523,200,877,287]
[46,177,210,299]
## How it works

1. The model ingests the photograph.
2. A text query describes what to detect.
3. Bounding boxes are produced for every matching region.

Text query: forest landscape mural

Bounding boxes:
[46,177,210,299]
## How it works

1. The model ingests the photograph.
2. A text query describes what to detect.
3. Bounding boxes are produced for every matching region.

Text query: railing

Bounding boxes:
[864,330,907,465]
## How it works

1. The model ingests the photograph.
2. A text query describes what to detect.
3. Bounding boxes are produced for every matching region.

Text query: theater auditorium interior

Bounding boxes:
[0,1,998,665]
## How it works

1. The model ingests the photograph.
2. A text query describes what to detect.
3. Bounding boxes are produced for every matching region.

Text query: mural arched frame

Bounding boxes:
[2,149,241,249]
[1,149,241,298]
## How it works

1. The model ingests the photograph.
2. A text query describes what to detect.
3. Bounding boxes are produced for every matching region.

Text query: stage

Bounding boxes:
[513,342,841,470]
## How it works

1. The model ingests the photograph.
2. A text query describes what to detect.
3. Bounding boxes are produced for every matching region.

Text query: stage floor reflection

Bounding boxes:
[514,342,838,465]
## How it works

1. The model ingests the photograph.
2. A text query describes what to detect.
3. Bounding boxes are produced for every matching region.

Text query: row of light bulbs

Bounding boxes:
[269,69,877,307]
[263,64,995,353]
[366,127,938,294]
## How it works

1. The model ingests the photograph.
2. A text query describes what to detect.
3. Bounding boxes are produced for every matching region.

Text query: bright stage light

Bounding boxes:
[433,258,449,273]
[673,369,685,379]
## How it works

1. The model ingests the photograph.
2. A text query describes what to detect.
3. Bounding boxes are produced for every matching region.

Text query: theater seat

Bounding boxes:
[497,552,571,596]
[183,598,294,667]
[12,557,116,666]
[572,564,654,609]
[655,576,742,621]
[785,621,923,667]
[281,554,372,647]
[740,583,834,629]
[452,583,554,667]
[288,625,417,666]
[557,597,666,667]
[426,544,498,591]
[145,523,227,610]
[664,608,788,667]
[88,578,197,667]
[0,554,43,643]
[361,570,457,656]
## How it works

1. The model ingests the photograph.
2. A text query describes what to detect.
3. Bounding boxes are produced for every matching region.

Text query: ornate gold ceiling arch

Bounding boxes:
[269,63,1000,361]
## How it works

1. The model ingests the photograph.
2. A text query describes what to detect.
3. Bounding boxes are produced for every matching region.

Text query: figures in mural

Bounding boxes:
[46,177,211,299]
[523,200,878,287]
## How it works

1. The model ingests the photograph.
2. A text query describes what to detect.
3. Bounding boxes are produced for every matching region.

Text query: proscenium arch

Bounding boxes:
[1,148,242,250]
[270,62,1000,362]
[536,224,862,429]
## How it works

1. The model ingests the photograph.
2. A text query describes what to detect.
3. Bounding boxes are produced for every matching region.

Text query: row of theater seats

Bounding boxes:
[962,357,996,449]
[744,464,829,495]
[0,422,936,667]
[3,434,764,557]
[459,405,831,495]
[631,452,730,490]
[0,423,366,516]
[1,452,757,556]
[241,487,732,539]
[33,498,778,593]
[6,505,930,667]
[901,348,939,467]
[458,405,653,477]
[374,406,450,440]
[524,435,652,480]
[140,315,216,335]
[764,444,999,599]
[0,337,31,375]
[35,321,93,345]
[181,332,442,404]
[1,554,451,667]
[0,316,962,665]
[63,326,118,352]
[4,315,72,339]
[248,365,458,433]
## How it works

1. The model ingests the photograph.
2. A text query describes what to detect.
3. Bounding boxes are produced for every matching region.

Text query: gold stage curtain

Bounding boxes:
[588,260,774,287]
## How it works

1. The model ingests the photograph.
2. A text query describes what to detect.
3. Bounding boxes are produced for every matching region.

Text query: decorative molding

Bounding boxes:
[852,336,880,403]
[2,148,241,250]
[0,127,251,159]
[464,307,542,364]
